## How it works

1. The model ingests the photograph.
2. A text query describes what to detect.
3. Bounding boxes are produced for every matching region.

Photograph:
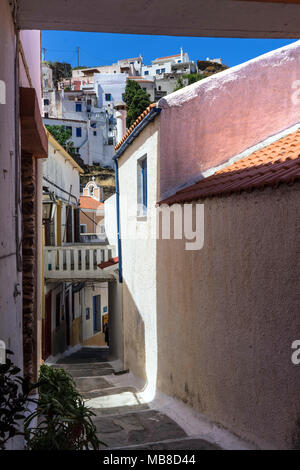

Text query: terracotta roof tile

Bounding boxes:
[114,103,157,151]
[155,54,181,60]
[98,257,119,270]
[159,128,300,205]
[80,196,104,210]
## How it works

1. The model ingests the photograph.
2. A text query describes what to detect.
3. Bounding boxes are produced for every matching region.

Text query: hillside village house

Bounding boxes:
[109,41,300,450]
[43,131,114,357]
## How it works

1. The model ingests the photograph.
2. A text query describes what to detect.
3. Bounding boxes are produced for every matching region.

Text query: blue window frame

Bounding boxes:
[105,93,112,101]
[144,70,149,75]
[93,295,101,332]
[141,158,147,209]
[75,102,82,112]
[161,68,166,73]
[76,127,82,137]
[137,156,147,216]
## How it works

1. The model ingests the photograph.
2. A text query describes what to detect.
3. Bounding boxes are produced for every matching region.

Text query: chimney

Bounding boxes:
[115,102,127,144]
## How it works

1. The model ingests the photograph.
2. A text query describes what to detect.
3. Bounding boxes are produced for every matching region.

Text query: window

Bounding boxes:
[156,69,161,75]
[105,93,112,101]
[161,68,166,73]
[44,98,49,105]
[66,126,72,135]
[76,127,82,137]
[93,131,97,136]
[158,86,161,91]
[75,102,82,112]
[44,112,49,118]
[137,156,147,216]
[107,137,114,145]
[87,99,92,106]
[178,60,181,63]
[144,71,149,76]
[80,224,87,234]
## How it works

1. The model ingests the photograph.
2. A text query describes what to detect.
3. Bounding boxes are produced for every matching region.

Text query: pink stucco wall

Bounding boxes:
[159,40,300,198]
[19,30,42,108]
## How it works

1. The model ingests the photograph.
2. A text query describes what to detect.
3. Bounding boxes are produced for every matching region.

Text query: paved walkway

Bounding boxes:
[55,348,221,450]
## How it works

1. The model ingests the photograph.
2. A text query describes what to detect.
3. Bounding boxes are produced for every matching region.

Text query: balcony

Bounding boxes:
[44,244,117,282]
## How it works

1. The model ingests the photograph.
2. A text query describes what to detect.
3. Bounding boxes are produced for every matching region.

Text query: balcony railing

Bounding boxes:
[44,244,117,281]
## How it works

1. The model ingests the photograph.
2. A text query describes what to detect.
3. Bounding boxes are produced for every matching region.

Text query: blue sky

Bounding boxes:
[42,31,297,69]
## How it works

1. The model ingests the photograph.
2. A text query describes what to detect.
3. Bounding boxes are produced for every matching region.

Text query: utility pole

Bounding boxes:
[76,46,80,67]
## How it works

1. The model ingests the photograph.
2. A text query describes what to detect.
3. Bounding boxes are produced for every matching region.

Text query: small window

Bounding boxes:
[44,98,49,105]
[158,86,161,91]
[161,68,165,73]
[44,112,49,118]
[87,99,92,105]
[75,102,82,112]
[156,69,161,75]
[66,126,72,135]
[178,60,181,63]
[76,147,80,153]
[137,156,147,216]
[144,71,149,75]
[105,93,112,101]
[76,127,82,137]
[93,131,97,136]
[107,137,114,145]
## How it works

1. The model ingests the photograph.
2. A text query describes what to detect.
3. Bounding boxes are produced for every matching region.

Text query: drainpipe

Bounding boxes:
[114,158,122,283]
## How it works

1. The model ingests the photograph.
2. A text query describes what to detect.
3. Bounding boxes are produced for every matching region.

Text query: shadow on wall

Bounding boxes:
[123,280,146,383]
[155,182,300,450]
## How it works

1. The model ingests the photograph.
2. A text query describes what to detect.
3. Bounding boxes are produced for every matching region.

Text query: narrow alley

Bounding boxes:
[53,348,222,450]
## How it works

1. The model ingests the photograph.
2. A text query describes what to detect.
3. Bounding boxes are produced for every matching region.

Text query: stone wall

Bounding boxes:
[21,152,37,381]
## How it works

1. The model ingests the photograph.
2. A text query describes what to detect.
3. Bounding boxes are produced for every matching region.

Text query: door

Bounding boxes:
[93,295,101,333]
[65,292,70,346]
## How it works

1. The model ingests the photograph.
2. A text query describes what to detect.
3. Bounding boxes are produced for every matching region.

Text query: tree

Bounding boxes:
[45,125,76,157]
[123,80,151,128]
[47,62,72,88]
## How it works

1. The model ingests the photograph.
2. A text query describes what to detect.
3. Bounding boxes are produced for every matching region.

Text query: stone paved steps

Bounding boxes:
[51,348,222,451]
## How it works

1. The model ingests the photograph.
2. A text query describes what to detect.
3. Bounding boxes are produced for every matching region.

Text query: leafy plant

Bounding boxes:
[25,365,101,450]
[45,125,76,157]
[46,61,72,88]
[0,351,38,450]
[123,80,151,128]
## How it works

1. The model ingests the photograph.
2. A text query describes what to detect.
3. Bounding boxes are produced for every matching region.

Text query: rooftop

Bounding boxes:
[80,196,104,210]
[114,103,158,151]
[159,128,300,205]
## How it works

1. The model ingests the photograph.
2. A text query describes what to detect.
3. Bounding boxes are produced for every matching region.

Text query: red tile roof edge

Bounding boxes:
[114,103,157,151]
[155,54,181,60]
[98,257,119,270]
[158,129,300,205]
[80,196,104,210]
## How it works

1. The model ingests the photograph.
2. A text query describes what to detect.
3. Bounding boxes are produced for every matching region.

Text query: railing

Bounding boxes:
[44,244,117,281]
